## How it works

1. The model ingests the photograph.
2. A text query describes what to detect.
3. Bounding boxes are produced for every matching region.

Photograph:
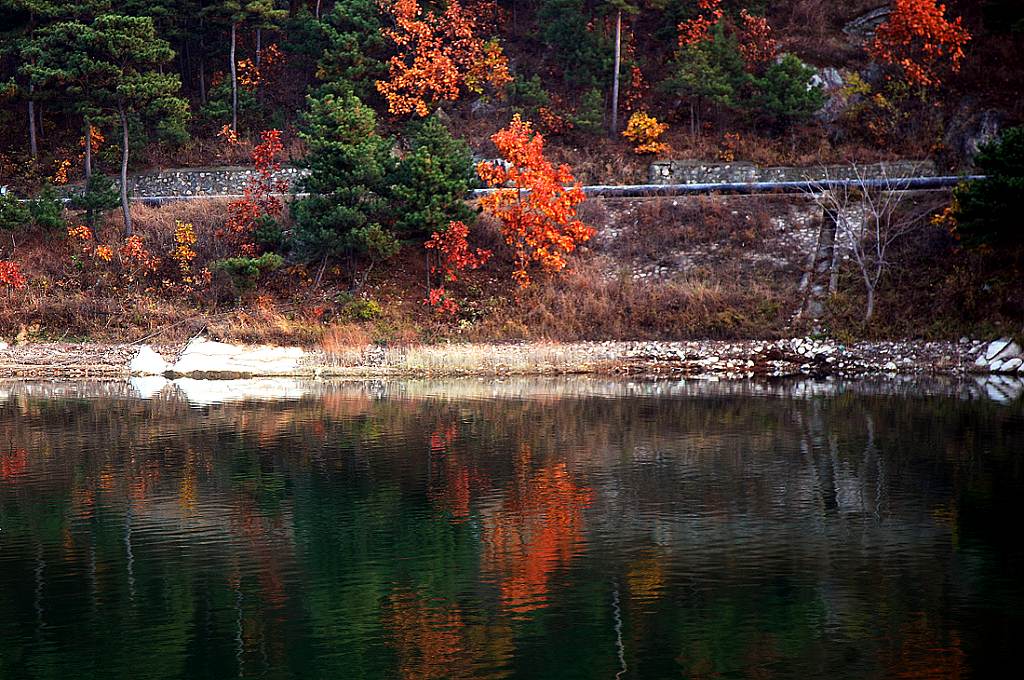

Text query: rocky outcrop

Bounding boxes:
[130,337,309,378]
[842,6,891,43]
[86,166,309,199]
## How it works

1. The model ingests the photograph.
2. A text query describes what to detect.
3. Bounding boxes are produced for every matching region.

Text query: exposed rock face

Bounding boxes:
[945,106,1004,166]
[842,6,892,43]
[811,67,851,124]
[62,166,310,199]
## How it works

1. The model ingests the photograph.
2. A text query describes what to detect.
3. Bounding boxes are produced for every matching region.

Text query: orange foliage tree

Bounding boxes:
[738,10,778,70]
[477,115,593,288]
[870,0,971,87]
[377,0,511,117]
[677,0,723,47]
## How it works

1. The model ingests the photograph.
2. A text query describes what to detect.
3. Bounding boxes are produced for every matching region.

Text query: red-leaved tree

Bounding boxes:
[870,0,971,87]
[477,115,593,288]
[424,220,492,314]
[677,0,723,47]
[224,129,288,255]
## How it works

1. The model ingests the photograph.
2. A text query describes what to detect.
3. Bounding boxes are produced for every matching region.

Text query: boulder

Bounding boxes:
[983,338,1020,361]
[842,7,892,43]
[129,345,169,376]
[1000,357,1022,373]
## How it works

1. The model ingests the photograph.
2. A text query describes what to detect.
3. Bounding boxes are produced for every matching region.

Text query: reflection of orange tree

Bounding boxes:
[427,420,489,523]
[481,444,592,612]
[1,446,28,480]
[384,588,467,679]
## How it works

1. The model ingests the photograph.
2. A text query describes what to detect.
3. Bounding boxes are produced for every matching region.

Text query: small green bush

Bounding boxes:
[213,252,284,293]
[0,192,31,231]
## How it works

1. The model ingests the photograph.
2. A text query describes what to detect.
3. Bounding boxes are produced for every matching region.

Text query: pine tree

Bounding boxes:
[292,90,398,270]
[749,54,824,130]
[390,114,476,239]
[22,13,188,235]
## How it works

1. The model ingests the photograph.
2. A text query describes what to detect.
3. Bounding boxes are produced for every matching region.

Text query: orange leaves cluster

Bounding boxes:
[238,43,285,91]
[623,111,669,155]
[377,0,511,117]
[738,10,778,69]
[0,260,27,291]
[224,129,287,254]
[477,115,592,288]
[424,219,491,314]
[51,158,71,185]
[870,0,970,87]
[623,65,649,113]
[677,0,723,47]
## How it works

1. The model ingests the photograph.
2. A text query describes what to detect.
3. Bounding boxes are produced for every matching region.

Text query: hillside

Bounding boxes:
[0,1,1022,347]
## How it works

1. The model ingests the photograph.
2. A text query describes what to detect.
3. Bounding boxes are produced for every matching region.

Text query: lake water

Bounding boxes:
[1,378,1021,679]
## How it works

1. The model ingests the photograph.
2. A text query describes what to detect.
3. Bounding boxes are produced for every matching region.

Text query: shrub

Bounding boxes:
[0,192,31,231]
[622,112,669,154]
[749,54,825,129]
[212,252,284,294]
[70,174,120,227]
[28,184,65,232]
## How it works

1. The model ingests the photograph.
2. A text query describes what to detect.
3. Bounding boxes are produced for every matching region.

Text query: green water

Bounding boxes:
[0,378,1021,679]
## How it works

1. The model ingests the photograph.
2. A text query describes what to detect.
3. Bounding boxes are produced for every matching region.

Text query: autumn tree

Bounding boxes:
[477,115,593,288]
[376,0,511,117]
[870,0,971,87]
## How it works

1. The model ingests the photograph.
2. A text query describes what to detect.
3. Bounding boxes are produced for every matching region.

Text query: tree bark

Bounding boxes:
[864,285,875,321]
[84,118,92,182]
[230,22,238,133]
[199,56,207,105]
[255,27,262,66]
[119,105,132,237]
[610,11,622,135]
[801,204,838,321]
[28,98,38,159]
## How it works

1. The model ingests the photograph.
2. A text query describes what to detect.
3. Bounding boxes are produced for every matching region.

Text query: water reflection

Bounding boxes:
[0,378,1021,679]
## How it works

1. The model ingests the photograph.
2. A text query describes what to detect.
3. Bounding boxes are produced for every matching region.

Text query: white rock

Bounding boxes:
[1000,357,1022,373]
[883,362,898,371]
[984,338,1016,360]
[975,355,989,368]
[130,345,169,375]
[995,340,1022,362]
[0,340,8,351]
[171,337,307,376]
[989,359,1005,373]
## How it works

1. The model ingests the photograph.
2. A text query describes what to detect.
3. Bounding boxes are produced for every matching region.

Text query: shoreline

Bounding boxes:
[0,337,1018,380]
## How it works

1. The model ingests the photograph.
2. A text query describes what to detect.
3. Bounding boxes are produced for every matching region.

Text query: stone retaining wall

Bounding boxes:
[119,166,309,197]
[647,160,936,185]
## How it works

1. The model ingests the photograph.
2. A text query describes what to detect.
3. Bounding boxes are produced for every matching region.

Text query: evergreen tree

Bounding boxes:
[663,22,747,135]
[22,14,188,235]
[313,0,387,102]
[954,127,1024,246]
[539,0,612,89]
[292,90,397,269]
[749,54,823,130]
[390,114,476,239]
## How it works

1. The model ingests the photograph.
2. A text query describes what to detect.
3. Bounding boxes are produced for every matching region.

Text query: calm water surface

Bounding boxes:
[1,378,1021,679]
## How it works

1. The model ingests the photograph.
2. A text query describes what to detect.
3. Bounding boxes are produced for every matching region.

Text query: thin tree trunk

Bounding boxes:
[610,10,622,135]
[316,0,322,20]
[230,22,238,133]
[28,97,38,159]
[119,105,132,236]
[865,285,875,321]
[199,56,207,105]
[255,28,262,66]
[84,118,92,182]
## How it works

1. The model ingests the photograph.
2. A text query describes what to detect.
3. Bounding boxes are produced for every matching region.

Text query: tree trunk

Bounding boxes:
[230,22,238,133]
[84,118,92,182]
[119,105,132,237]
[28,94,38,159]
[864,285,875,321]
[255,28,262,66]
[610,11,622,135]
[316,0,322,20]
[199,56,207,105]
